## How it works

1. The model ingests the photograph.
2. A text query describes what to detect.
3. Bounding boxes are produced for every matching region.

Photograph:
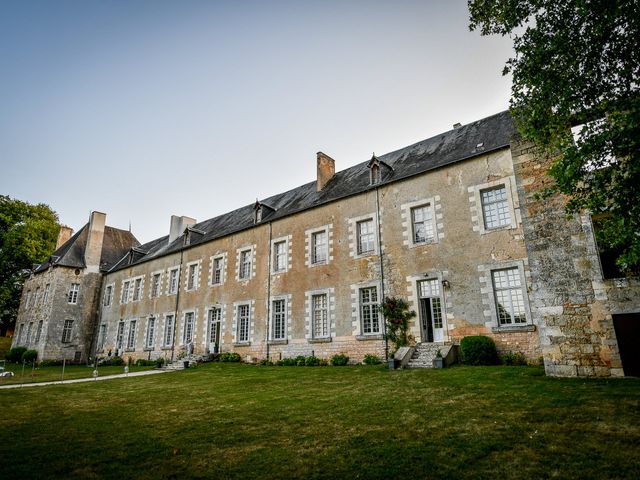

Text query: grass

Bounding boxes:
[0,363,155,385]
[1,363,639,479]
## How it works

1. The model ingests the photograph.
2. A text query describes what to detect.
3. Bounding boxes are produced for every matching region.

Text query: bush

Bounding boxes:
[220,352,241,363]
[39,359,64,367]
[100,356,125,366]
[331,353,349,366]
[259,358,274,366]
[501,351,528,366]
[305,356,321,366]
[155,357,165,368]
[21,349,38,363]
[363,354,382,365]
[135,359,156,366]
[276,357,297,366]
[6,347,27,363]
[460,336,499,366]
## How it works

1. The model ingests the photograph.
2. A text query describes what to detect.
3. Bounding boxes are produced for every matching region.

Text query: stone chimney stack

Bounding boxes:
[56,226,74,249]
[169,215,197,244]
[317,152,336,192]
[84,211,106,270]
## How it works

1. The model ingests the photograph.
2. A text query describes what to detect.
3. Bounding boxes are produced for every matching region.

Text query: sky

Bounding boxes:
[0,0,514,244]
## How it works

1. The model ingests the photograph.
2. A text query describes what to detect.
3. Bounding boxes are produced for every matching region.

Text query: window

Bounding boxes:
[132,278,142,301]
[239,250,252,280]
[360,287,380,334]
[35,320,43,344]
[103,285,113,306]
[116,321,125,349]
[24,291,31,309]
[26,322,33,344]
[356,219,375,255]
[43,284,50,304]
[127,320,137,349]
[98,324,107,350]
[411,205,435,244]
[311,231,327,264]
[34,287,40,306]
[17,324,24,344]
[121,281,131,303]
[168,268,179,294]
[164,315,175,347]
[68,283,80,304]
[492,268,527,325]
[312,294,328,338]
[183,312,195,344]
[272,299,286,340]
[481,185,511,230]
[146,317,155,349]
[208,307,221,344]
[273,241,287,273]
[187,264,198,290]
[61,320,73,343]
[212,256,224,285]
[151,273,161,298]
[237,304,250,343]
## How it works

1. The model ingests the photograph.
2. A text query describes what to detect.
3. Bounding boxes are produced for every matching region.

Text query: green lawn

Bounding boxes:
[0,362,155,385]
[1,363,639,479]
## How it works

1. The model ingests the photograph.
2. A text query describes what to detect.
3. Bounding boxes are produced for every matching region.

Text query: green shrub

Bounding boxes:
[39,359,64,367]
[501,351,528,366]
[363,354,381,365]
[100,356,125,366]
[259,358,274,366]
[305,356,321,366]
[6,347,27,363]
[276,357,297,366]
[155,357,165,368]
[220,352,241,363]
[295,355,306,366]
[21,349,38,363]
[135,359,156,366]
[331,353,349,366]
[460,336,499,366]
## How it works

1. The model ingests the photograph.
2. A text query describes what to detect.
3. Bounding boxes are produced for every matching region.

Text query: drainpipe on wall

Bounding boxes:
[265,222,273,361]
[375,187,389,360]
[170,248,185,363]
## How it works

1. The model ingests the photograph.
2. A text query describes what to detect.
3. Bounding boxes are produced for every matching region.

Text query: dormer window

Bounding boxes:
[367,153,392,185]
[253,200,276,224]
[370,163,380,184]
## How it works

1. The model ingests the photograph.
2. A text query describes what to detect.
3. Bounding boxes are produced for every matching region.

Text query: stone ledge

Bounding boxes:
[268,340,288,345]
[233,342,252,347]
[308,337,332,344]
[355,334,384,341]
[491,324,536,334]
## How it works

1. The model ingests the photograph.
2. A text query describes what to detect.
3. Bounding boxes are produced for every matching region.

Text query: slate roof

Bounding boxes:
[34,225,140,274]
[110,110,517,272]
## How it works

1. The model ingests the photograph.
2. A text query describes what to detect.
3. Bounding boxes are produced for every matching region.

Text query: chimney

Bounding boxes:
[169,215,197,244]
[56,226,74,249]
[84,211,106,270]
[316,152,336,192]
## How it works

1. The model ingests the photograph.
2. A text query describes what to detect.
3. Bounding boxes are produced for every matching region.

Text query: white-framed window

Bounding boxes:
[271,298,286,340]
[357,219,376,255]
[61,319,74,343]
[311,293,328,339]
[211,255,225,285]
[481,185,511,230]
[236,304,250,343]
[150,273,161,298]
[132,278,143,302]
[24,291,31,309]
[208,307,221,345]
[68,283,80,304]
[116,321,125,349]
[26,322,33,344]
[43,284,50,304]
[272,240,287,273]
[164,314,175,347]
[103,285,113,307]
[168,268,179,294]
[311,230,327,265]
[34,287,40,306]
[183,312,195,344]
[411,204,435,244]
[238,249,252,280]
[186,263,199,291]
[492,267,527,325]
[121,280,131,304]
[359,286,381,334]
[145,317,156,349]
[98,324,107,350]
[127,320,137,349]
[35,320,43,344]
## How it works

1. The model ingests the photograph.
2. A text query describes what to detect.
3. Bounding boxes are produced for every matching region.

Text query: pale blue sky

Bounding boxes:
[0,0,514,243]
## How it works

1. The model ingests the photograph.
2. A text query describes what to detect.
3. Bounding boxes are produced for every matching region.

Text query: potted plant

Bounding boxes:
[433,349,444,369]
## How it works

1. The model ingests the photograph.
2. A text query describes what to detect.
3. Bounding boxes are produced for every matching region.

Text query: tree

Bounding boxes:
[0,196,59,335]
[469,0,640,272]
[379,296,416,353]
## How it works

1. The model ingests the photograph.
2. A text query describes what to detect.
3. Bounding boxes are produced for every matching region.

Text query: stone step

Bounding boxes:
[406,343,453,369]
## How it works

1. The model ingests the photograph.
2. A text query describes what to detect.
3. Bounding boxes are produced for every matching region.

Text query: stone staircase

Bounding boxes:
[406,343,454,368]
[163,354,208,371]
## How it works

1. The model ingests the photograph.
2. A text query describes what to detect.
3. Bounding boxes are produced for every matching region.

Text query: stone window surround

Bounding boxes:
[144,315,156,350]
[236,245,257,282]
[162,312,176,349]
[233,300,255,345]
[167,267,180,295]
[103,283,115,307]
[478,259,534,332]
[406,271,451,342]
[126,319,137,351]
[149,271,163,298]
[68,283,80,304]
[348,213,379,259]
[305,224,334,267]
[208,252,227,286]
[269,294,292,343]
[401,197,444,248]
[270,235,292,275]
[180,309,197,346]
[468,176,520,235]
[184,260,202,292]
[305,288,336,342]
[131,275,145,302]
[203,303,226,349]
[351,280,384,339]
